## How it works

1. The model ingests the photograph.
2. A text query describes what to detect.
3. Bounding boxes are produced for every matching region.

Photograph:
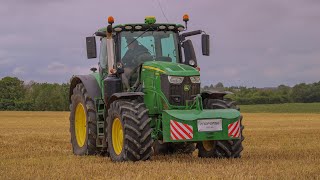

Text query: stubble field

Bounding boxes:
[1,111,320,179]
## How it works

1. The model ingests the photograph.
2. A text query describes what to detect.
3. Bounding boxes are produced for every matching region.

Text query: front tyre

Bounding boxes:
[107,99,153,161]
[197,99,244,158]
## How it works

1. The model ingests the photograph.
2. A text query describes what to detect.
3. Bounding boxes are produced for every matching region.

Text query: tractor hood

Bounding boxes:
[142,61,200,76]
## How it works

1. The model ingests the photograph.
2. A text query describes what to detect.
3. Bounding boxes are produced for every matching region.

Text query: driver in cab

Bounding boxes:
[122,37,151,67]
[121,37,152,90]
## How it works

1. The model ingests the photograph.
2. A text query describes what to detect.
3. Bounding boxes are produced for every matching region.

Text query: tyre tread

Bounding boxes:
[107,99,153,161]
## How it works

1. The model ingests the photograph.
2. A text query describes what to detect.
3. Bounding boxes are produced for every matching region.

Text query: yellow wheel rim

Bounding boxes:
[202,141,214,151]
[112,117,124,155]
[75,103,86,147]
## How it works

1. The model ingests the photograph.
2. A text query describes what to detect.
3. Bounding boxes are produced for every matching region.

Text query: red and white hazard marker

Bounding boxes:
[170,120,193,140]
[228,120,241,138]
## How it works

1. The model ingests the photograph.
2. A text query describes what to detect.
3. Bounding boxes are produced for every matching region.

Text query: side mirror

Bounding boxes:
[86,36,97,59]
[201,34,210,56]
[182,39,197,67]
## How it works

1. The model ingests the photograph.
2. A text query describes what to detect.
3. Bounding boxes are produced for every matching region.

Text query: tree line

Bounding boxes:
[0,76,69,111]
[0,76,319,111]
[204,81,320,104]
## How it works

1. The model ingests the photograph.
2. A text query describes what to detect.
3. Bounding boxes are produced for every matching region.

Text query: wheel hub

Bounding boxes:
[202,141,214,151]
[112,117,124,155]
[75,103,86,147]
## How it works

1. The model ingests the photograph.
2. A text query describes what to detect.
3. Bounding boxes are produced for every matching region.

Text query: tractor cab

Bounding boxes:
[116,26,182,90]
[86,16,210,94]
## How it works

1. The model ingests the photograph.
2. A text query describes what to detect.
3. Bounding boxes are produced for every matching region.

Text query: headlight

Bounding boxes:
[189,60,195,66]
[190,76,200,83]
[177,27,185,31]
[168,76,184,84]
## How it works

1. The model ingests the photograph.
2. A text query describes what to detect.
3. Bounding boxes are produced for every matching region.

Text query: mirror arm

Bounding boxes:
[180,30,203,41]
[95,31,107,37]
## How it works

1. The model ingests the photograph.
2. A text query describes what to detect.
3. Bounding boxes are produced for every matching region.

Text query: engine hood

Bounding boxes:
[142,61,200,76]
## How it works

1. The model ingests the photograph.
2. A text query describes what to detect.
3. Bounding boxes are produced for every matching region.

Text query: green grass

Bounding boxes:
[240,103,320,113]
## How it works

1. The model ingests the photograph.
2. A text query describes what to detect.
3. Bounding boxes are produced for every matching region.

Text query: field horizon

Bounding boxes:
[1,111,320,179]
[1,102,319,114]
[240,102,320,113]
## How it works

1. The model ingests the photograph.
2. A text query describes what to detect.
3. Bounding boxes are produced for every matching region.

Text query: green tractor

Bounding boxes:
[69,15,244,161]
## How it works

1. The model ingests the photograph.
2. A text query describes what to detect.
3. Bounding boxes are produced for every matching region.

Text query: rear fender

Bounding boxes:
[69,75,101,103]
[201,90,233,100]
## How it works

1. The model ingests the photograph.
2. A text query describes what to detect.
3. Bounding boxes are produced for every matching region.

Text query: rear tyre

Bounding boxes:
[197,99,244,158]
[107,99,153,161]
[69,83,98,155]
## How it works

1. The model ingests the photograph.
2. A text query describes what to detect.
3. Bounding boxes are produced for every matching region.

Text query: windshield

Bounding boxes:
[119,31,180,67]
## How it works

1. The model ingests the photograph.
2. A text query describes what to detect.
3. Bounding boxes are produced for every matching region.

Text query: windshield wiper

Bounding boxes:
[125,26,154,48]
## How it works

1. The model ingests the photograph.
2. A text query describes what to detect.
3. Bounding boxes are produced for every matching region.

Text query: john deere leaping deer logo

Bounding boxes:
[184,84,190,91]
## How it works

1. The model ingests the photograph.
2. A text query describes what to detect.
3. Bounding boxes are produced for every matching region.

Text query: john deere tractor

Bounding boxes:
[69,15,244,161]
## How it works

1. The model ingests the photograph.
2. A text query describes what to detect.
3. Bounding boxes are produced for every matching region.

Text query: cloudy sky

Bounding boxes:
[0,0,319,87]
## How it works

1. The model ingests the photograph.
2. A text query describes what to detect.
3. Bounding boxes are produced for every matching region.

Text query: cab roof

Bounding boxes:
[96,23,185,36]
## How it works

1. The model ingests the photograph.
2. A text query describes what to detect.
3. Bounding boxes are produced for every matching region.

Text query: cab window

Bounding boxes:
[119,31,179,65]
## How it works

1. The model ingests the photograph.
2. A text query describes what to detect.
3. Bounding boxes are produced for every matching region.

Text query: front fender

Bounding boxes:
[107,92,144,110]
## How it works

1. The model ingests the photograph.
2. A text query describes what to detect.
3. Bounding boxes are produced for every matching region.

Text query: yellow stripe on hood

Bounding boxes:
[143,65,166,73]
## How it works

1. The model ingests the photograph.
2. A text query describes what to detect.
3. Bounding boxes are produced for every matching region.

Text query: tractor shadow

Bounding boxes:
[149,150,239,164]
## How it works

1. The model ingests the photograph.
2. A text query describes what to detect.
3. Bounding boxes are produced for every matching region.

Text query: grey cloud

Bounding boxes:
[12,66,27,75]
[0,0,319,87]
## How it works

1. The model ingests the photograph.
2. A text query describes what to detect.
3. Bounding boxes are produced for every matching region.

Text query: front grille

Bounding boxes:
[161,75,200,106]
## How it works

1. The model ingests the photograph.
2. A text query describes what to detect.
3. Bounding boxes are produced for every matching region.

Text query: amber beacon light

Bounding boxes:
[183,14,189,22]
[183,14,189,29]
[108,16,114,25]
